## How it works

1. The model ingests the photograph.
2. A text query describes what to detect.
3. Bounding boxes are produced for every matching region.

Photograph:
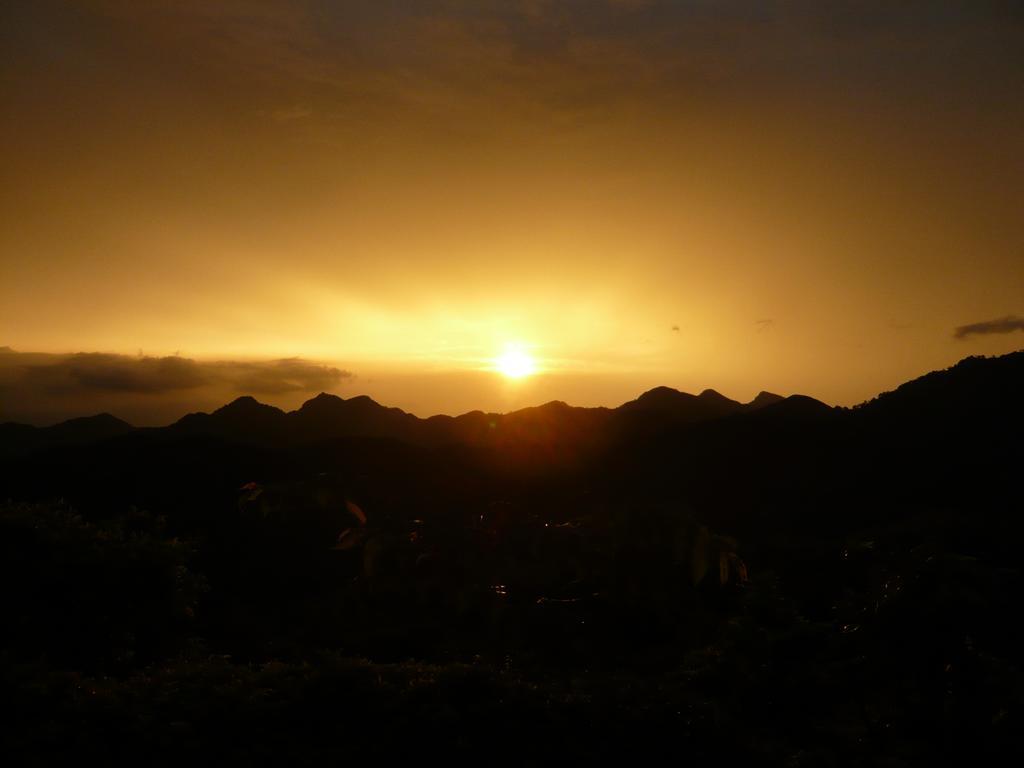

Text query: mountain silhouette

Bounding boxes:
[3,382,801,456]
[857,350,1024,423]
[1,351,1021,461]
[620,385,742,420]
[0,412,133,458]
[747,390,785,410]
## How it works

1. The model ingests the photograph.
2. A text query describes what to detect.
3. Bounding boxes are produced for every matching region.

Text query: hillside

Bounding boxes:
[0,351,1021,764]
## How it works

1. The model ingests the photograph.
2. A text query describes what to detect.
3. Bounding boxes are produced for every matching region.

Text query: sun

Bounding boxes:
[493,343,537,379]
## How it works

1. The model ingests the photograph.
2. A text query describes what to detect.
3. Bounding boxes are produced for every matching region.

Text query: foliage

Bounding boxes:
[0,501,204,672]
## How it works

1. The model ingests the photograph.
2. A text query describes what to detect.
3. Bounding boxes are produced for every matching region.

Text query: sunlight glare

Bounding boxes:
[494,343,537,379]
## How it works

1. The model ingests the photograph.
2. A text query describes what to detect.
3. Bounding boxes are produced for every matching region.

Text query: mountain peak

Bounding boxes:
[47,412,134,437]
[626,386,692,408]
[205,397,286,427]
[0,411,136,457]
[62,412,132,427]
[748,391,785,409]
[298,392,345,412]
[216,395,272,414]
[641,385,681,398]
[346,394,381,407]
[309,391,341,403]
[618,385,743,424]
[698,388,732,403]
[539,399,571,410]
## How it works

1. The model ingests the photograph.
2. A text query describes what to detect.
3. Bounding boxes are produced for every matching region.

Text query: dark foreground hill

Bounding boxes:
[0,411,133,456]
[1,351,1022,764]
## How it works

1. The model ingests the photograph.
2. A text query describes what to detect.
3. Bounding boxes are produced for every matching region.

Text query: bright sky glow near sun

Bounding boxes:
[1,1,1023,425]
[494,344,538,379]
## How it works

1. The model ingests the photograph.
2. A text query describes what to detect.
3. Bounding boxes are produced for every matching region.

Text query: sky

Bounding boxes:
[2,1,1023,425]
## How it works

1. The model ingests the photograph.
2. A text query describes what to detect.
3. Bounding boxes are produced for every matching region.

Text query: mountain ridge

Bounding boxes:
[2,350,1021,458]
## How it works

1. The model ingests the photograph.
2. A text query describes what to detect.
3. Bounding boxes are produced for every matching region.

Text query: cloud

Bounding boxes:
[11,352,351,395]
[216,357,352,394]
[66,0,1020,137]
[0,350,353,425]
[21,353,209,394]
[953,315,1024,339]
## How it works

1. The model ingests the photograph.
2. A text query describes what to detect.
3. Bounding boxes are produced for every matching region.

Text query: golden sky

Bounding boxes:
[2,1,1023,424]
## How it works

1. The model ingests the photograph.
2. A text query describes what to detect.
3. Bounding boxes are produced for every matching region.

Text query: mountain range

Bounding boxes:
[0,379,818,458]
[5,350,1023,460]
[1,351,1021,545]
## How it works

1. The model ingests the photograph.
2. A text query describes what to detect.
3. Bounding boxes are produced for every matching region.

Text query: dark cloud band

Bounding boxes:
[2,350,351,396]
[219,358,351,395]
[953,315,1024,340]
[22,353,208,394]
[0,349,355,424]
